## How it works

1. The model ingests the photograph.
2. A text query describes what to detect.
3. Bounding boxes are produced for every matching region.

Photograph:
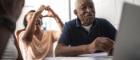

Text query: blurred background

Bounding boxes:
[16,0,140,31]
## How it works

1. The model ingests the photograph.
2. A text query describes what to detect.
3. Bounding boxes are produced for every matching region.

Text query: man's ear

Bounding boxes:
[74,9,77,15]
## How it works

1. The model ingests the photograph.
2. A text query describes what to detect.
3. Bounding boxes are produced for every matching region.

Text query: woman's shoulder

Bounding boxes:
[15,29,25,36]
[15,29,25,41]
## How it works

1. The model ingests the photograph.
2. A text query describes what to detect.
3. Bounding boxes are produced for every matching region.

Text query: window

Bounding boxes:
[17,0,69,31]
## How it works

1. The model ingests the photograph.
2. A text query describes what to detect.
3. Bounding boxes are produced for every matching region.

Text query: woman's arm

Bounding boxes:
[46,6,64,31]
[22,5,45,44]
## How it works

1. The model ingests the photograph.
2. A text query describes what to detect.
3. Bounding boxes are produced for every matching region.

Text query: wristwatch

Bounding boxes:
[0,17,16,33]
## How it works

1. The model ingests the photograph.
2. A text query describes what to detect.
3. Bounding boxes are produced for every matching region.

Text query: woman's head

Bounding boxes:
[23,10,35,27]
[24,10,43,31]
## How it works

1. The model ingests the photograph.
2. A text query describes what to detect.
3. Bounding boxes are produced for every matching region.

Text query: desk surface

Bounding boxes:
[45,52,112,60]
[45,57,112,60]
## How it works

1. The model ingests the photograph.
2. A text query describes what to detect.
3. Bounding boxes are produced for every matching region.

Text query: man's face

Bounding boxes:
[75,0,95,26]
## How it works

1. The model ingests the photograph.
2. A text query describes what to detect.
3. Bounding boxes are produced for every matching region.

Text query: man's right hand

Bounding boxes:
[87,37,114,53]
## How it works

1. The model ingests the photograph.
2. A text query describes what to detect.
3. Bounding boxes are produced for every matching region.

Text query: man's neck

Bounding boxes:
[82,24,93,32]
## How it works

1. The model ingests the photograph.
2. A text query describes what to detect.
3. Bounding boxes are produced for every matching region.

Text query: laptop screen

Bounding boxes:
[113,2,140,60]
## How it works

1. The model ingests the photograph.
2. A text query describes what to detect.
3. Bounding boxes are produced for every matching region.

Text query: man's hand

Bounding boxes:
[87,37,114,53]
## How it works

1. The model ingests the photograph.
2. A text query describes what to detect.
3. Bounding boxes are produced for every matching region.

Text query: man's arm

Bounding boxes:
[55,37,114,56]
[55,43,93,56]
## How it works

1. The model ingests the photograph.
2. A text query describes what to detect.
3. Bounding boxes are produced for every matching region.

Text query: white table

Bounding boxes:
[45,52,112,60]
[45,57,112,60]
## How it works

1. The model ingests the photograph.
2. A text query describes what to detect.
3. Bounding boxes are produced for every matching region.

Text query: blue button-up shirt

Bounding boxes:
[59,18,117,46]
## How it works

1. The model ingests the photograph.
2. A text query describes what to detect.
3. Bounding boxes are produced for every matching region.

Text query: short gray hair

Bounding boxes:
[75,0,93,9]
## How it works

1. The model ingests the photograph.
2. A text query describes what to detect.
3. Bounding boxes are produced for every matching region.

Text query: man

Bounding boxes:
[0,0,24,59]
[55,0,116,56]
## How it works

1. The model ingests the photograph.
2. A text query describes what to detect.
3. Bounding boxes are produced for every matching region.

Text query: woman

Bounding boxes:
[15,5,63,60]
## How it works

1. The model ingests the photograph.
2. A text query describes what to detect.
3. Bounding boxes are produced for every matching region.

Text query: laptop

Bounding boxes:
[113,2,140,60]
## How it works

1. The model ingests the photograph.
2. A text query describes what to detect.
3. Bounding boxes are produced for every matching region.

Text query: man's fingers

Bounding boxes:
[94,37,114,52]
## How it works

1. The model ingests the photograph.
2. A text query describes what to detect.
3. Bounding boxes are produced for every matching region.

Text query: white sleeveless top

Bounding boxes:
[19,31,54,60]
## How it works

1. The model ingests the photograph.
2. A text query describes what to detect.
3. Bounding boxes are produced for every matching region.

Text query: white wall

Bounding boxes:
[16,0,140,30]
[16,0,69,31]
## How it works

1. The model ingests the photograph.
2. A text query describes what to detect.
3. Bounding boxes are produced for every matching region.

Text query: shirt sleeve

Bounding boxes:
[58,22,71,46]
[101,19,117,40]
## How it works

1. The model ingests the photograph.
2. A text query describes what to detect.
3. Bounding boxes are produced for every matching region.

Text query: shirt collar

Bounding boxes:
[76,18,97,27]
[76,18,81,27]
